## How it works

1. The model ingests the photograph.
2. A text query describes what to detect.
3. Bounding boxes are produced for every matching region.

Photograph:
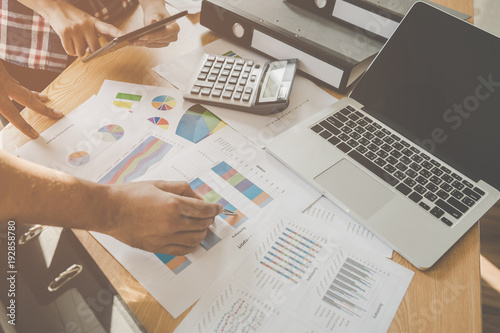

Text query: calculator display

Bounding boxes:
[261,61,286,100]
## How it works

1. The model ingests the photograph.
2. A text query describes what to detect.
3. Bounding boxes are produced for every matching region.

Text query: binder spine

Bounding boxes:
[200,0,355,93]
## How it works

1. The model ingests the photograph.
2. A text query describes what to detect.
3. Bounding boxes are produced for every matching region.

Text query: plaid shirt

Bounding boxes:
[0,0,137,72]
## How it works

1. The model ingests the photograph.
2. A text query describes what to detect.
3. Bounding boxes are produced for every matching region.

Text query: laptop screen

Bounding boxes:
[350,2,500,190]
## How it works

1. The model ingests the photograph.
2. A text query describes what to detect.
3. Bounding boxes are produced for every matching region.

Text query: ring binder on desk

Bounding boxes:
[200,0,384,93]
[0,225,147,333]
[285,0,471,40]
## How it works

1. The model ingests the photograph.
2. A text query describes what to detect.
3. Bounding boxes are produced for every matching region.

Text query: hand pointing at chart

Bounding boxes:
[0,150,223,255]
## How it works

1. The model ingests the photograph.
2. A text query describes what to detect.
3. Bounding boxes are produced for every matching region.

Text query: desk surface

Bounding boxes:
[0,0,481,332]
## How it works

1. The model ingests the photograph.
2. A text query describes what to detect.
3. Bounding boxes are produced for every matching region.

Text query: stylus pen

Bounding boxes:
[222,208,237,216]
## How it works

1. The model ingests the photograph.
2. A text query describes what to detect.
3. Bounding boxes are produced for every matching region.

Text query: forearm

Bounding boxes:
[0,150,111,232]
[16,0,69,18]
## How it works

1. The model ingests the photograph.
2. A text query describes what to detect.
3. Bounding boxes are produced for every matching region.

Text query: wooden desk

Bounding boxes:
[0,1,481,332]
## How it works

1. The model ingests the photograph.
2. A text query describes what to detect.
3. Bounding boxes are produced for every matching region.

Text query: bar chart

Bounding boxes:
[260,227,322,284]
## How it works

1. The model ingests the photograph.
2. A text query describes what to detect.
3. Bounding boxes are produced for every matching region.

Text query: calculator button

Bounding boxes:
[225,84,235,91]
[221,69,230,76]
[246,60,254,66]
[231,71,241,78]
[222,91,233,99]
[211,89,222,98]
[218,76,228,83]
[234,65,243,71]
[244,66,252,73]
[228,77,238,84]
[236,86,244,93]
[236,59,245,65]
[211,68,220,75]
[255,64,261,69]
[201,87,212,96]
[226,58,235,64]
[242,72,249,79]
[224,64,233,70]
[216,56,225,62]
[213,62,223,69]
[242,93,251,102]
[207,55,216,61]
[201,66,210,73]
[190,86,201,95]
[204,61,214,67]
[194,81,214,88]
[208,74,218,82]
[233,92,242,100]
[245,87,253,94]
[197,73,207,80]
[238,79,246,86]
[215,82,225,90]
[250,75,256,82]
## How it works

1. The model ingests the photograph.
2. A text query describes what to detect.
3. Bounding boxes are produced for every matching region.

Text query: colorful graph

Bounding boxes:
[113,92,142,110]
[99,136,173,184]
[155,253,191,275]
[68,151,90,166]
[212,162,273,208]
[260,227,322,283]
[148,117,169,130]
[190,178,248,228]
[222,50,238,58]
[215,298,265,333]
[322,257,377,317]
[152,95,177,111]
[96,124,125,142]
[175,104,226,143]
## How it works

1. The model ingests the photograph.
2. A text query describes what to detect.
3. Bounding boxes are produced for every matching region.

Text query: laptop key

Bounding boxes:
[311,124,323,133]
[319,130,331,139]
[452,181,465,190]
[425,192,438,202]
[441,217,453,226]
[409,192,423,203]
[435,199,462,219]
[356,145,368,154]
[473,187,485,196]
[327,116,343,128]
[333,113,348,122]
[461,196,475,207]
[447,197,469,213]
[440,183,453,192]
[396,183,412,195]
[420,202,431,210]
[430,207,445,218]
[394,171,406,181]
[463,188,481,201]
[436,190,449,200]
[337,142,351,153]
[451,190,464,200]
[441,174,454,183]
[414,185,426,195]
[328,136,341,145]
[348,150,398,186]
[404,178,417,187]
[320,120,341,135]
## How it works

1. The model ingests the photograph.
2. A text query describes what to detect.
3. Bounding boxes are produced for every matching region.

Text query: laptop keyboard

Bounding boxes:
[310,105,486,227]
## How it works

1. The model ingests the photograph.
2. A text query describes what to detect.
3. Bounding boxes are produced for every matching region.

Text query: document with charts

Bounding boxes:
[174,204,414,333]
[92,126,322,318]
[15,96,186,183]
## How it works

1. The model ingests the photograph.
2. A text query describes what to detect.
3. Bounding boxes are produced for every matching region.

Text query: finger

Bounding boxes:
[73,34,89,58]
[177,196,223,218]
[95,21,123,40]
[154,180,202,200]
[176,216,215,232]
[0,92,38,138]
[84,30,102,54]
[9,85,64,119]
[60,33,76,57]
[154,244,198,256]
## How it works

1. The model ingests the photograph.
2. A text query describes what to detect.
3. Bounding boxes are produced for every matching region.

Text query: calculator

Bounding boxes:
[183,54,298,115]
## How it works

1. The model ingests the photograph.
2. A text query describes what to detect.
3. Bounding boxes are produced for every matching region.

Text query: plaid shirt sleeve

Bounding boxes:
[0,0,136,72]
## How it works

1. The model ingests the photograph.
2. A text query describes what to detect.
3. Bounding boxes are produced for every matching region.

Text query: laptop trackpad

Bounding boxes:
[314,159,395,219]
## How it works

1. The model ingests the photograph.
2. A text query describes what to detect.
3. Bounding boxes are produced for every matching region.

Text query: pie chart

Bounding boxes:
[148,117,169,130]
[96,124,125,142]
[152,95,177,111]
[68,151,90,166]
[176,104,226,143]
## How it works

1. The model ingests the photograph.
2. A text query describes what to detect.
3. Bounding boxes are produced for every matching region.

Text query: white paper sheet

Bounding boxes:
[93,126,322,317]
[16,96,185,183]
[304,197,393,258]
[153,39,338,147]
[165,0,201,14]
[174,203,413,333]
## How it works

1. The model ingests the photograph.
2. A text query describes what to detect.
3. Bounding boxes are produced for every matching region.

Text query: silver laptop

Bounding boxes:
[267,1,500,269]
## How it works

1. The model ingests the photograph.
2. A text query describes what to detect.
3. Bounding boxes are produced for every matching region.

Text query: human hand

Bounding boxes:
[0,61,63,139]
[102,181,223,255]
[44,2,123,57]
[132,2,180,48]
